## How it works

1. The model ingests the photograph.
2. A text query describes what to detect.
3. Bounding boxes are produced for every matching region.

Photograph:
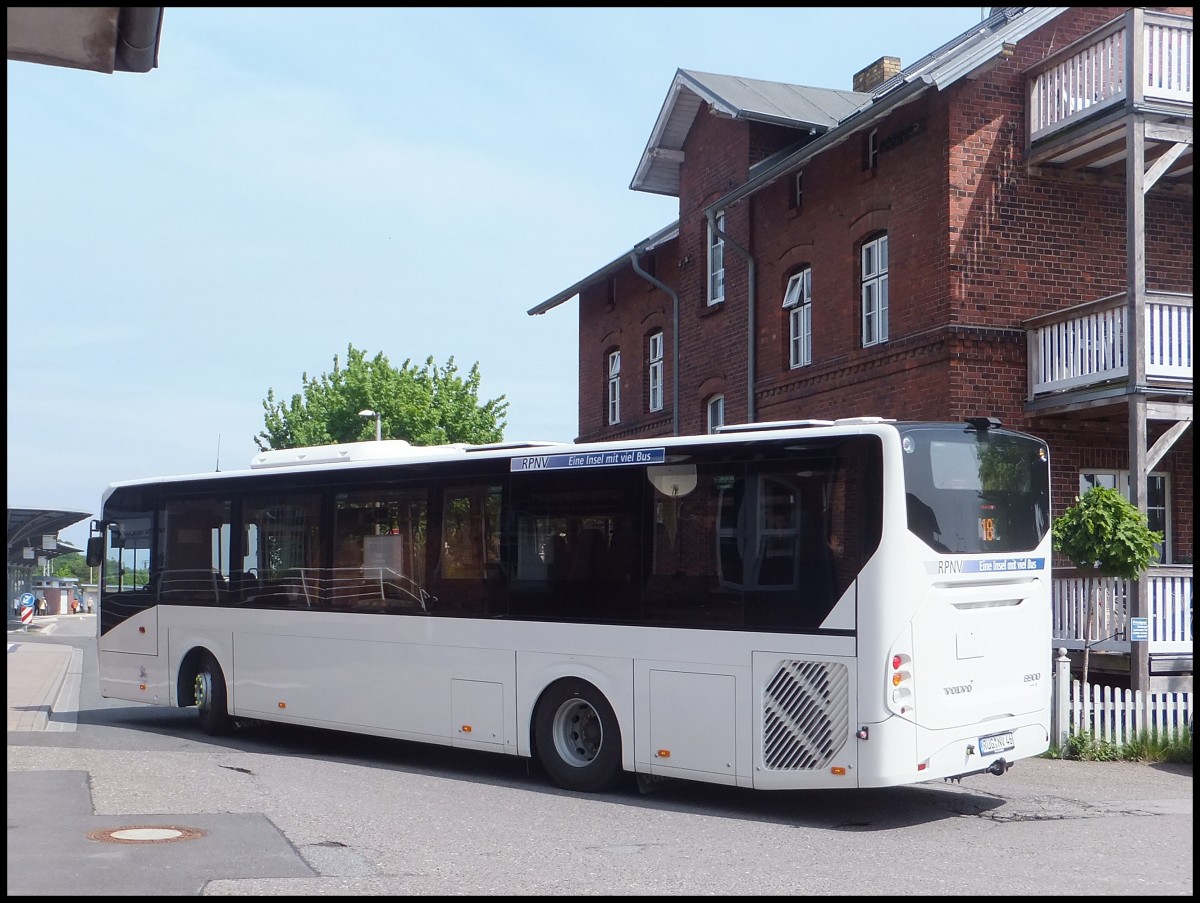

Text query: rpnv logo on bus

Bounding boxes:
[924,557,1046,575]
[511,448,666,472]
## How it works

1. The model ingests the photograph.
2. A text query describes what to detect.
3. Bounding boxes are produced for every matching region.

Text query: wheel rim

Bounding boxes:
[551,698,603,767]
[194,671,211,711]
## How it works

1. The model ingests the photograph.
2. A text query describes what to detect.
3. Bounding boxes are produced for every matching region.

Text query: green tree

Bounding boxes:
[1051,485,1163,687]
[256,344,508,451]
[50,552,91,583]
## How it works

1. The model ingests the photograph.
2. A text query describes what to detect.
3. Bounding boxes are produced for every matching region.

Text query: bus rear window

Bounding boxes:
[901,426,1049,554]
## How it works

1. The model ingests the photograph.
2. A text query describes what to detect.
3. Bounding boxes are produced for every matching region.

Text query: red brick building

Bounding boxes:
[531,7,1192,686]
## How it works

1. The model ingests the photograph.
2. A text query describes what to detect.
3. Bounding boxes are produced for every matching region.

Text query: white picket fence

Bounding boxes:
[1064,679,1191,746]
[1049,647,1191,748]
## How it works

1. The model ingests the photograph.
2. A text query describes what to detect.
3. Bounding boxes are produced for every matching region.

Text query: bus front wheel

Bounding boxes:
[534,678,623,793]
[194,653,232,736]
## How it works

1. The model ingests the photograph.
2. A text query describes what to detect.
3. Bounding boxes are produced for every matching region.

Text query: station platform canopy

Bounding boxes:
[7,508,91,566]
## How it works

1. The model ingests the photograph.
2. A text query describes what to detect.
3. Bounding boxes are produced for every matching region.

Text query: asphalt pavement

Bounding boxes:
[7,613,1193,896]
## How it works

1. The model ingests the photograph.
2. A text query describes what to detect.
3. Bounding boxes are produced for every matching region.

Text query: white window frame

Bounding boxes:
[783,267,812,368]
[648,331,664,413]
[861,233,888,347]
[607,351,621,425]
[707,394,725,434]
[1079,470,1170,563]
[707,210,726,306]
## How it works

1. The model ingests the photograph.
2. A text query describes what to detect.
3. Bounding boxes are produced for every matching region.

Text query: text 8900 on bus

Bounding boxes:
[88,416,1052,793]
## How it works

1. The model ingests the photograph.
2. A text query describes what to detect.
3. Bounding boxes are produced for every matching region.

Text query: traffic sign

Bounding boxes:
[1129,617,1149,641]
[17,592,36,628]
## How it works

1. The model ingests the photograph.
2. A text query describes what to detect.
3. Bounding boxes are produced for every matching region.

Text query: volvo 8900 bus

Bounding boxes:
[89,416,1051,792]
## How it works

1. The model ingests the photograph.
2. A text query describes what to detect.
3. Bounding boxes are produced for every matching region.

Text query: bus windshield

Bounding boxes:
[899,425,1050,554]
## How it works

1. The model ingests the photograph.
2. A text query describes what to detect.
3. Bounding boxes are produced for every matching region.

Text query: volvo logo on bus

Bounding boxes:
[944,683,973,695]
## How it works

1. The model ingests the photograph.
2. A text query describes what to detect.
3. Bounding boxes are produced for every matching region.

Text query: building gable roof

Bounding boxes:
[532,7,1071,317]
[631,69,868,197]
[704,7,1068,214]
[631,8,1066,201]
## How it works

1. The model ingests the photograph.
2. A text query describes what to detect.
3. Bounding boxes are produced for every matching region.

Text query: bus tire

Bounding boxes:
[194,653,232,736]
[534,678,623,793]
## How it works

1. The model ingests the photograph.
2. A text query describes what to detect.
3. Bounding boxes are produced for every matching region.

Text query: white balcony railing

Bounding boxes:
[1028,10,1192,142]
[1025,292,1192,397]
[1052,566,1192,656]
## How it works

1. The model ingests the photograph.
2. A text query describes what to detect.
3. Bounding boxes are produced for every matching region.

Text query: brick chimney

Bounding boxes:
[853,56,901,92]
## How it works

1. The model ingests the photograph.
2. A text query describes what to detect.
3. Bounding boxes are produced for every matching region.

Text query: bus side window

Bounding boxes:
[239,494,321,609]
[159,498,231,606]
[434,484,503,615]
[566,528,607,582]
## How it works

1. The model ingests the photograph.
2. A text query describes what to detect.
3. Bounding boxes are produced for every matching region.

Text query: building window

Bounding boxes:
[707,394,725,433]
[861,233,888,347]
[783,267,812,368]
[642,251,657,281]
[864,128,879,171]
[648,331,664,413]
[607,350,621,425]
[708,210,725,305]
[1080,471,1170,563]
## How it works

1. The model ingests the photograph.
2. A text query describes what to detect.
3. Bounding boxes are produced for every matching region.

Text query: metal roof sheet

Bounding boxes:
[7,508,90,566]
[631,69,868,196]
[528,221,679,316]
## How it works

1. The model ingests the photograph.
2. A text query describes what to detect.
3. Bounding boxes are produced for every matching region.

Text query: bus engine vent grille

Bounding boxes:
[762,660,850,771]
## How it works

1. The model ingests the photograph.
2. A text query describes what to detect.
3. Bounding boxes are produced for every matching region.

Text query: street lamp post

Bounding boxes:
[359,409,382,441]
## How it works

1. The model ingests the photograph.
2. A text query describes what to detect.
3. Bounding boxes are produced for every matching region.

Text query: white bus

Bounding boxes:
[88,416,1052,793]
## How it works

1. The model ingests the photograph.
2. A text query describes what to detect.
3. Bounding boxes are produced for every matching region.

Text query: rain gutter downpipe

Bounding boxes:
[630,250,680,436]
[115,7,163,73]
[707,209,756,423]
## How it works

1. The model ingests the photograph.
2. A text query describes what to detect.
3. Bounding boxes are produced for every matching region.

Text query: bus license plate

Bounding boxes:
[979,730,1015,755]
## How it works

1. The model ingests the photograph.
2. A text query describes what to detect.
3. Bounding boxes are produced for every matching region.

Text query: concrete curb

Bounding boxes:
[6,641,75,732]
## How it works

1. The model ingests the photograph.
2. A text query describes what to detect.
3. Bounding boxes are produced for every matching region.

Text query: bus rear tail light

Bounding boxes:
[890,653,913,713]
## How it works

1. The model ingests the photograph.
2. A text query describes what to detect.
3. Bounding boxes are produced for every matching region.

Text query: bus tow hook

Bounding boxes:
[987,757,1010,777]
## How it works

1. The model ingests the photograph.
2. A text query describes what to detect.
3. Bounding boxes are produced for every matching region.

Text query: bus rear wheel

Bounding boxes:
[534,678,623,793]
[193,653,232,736]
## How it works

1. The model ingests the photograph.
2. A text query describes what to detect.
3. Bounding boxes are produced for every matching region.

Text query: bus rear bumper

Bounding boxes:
[923,720,1049,783]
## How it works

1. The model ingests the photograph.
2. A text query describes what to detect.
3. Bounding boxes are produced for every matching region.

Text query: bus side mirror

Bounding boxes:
[86,536,105,568]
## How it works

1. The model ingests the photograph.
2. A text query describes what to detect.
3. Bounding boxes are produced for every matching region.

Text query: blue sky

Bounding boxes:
[7,7,986,550]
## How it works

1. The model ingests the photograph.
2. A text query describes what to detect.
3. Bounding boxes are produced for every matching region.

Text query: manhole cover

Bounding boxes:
[86,825,207,844]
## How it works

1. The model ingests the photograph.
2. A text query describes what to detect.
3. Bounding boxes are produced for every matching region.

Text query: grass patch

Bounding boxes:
[1045,725,1192,765]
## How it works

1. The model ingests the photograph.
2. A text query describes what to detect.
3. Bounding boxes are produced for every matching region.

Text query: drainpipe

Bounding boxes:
[706,209,756,423]
[115,8,163,73]
[630,250,679,436]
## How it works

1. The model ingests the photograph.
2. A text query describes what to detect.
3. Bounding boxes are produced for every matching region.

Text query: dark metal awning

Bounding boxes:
[7,508,91,567]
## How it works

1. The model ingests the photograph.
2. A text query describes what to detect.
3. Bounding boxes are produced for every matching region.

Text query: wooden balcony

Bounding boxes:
[1024,291,1192,401]
[1025,9,1192,179]
[1052,566,1192,673]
